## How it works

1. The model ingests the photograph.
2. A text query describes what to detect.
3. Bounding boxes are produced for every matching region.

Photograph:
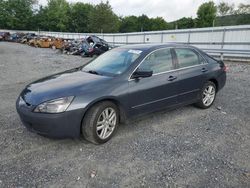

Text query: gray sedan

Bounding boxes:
[16,44,227,144]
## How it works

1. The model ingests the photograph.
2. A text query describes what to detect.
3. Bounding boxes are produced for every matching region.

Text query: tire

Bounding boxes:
[82,101,119,144]
[195,81,216,109]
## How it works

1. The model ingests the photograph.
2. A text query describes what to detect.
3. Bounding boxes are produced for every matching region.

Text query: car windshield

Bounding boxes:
[82,48,142,76]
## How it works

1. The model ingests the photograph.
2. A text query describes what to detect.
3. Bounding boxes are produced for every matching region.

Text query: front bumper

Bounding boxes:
[16,101,84,138]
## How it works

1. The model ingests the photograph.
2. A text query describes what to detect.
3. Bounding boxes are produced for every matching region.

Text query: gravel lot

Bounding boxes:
[0,42,249,188]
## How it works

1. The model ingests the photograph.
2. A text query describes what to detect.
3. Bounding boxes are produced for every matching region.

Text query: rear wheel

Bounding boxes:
[82,101,119,144]
[195,81,216,109]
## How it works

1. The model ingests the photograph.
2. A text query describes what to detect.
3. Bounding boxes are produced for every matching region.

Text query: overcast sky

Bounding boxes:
[38,0,249,22]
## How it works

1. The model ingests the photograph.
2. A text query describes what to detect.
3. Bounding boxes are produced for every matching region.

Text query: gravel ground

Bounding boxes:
[0,42,249,188]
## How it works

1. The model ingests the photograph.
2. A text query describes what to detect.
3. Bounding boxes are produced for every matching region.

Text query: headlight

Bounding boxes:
[34,96,74,113]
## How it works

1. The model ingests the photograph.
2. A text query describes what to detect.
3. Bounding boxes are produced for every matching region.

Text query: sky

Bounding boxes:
[38,0,249,22]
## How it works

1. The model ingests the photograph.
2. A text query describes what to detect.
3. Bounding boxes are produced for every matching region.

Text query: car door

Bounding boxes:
[128,48,179,116]
[173,48,208,104]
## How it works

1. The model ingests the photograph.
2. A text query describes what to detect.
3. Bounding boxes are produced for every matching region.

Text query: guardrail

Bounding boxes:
[1,25,250,61]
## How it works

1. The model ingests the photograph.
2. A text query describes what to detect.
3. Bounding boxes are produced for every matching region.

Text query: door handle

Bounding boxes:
[168,75,177,81]
[202,68,208,72]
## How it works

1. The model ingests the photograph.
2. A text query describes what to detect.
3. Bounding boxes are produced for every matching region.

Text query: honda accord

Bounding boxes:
[16,44,226,144]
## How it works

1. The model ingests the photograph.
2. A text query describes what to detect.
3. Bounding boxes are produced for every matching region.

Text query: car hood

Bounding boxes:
[20,68,112,105]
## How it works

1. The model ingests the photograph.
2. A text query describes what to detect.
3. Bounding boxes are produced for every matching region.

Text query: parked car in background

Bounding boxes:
[16,44,227,144]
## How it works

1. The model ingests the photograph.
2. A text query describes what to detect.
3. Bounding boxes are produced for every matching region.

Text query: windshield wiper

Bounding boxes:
[87,70,100,75]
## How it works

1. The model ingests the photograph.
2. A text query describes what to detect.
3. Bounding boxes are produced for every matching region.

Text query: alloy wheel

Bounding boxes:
[202,85,216,106]
[96,107,117,139]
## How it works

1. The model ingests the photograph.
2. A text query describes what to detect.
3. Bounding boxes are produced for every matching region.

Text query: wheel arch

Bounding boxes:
[208,78,218,92]
[80,97,127,132]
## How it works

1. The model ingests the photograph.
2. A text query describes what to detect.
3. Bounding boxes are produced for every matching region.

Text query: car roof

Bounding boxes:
[118,43,196,51]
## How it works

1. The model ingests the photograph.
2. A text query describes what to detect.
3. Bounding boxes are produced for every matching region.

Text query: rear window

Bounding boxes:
[202,52,218,64]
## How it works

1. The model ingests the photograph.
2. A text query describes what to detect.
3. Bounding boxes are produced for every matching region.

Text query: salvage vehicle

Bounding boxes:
[51,38,65,49]
[61,36,110,56]
[82,35,110,57]
[16,44,227,144]
[61,39,82,55]
[36,37,54,48]
[20,33,37,44]
[0,32,10,41]
[7,33,25,42]
[28,37,39,47]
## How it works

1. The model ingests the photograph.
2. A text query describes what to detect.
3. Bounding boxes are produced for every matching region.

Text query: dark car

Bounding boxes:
[16,44,226,144]
[82,35,110,57]
[7,33,25,42]
[61,36,110,57]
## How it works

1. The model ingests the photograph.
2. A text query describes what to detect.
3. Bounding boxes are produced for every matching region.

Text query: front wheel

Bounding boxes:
[82,101,119,144]
[195,81,216,109]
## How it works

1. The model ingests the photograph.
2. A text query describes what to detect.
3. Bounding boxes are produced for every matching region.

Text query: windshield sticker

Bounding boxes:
[128,49,142,54]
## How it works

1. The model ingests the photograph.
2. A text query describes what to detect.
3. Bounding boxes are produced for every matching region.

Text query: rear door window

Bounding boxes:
[175,48,202,68]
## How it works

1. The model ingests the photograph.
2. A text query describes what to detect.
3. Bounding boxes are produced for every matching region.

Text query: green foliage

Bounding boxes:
[119,16,139,33]
[0,0,36,30]
[196,1,217,27]
[68,3,94,33]
[42,0,70,32]
[217,2,234,16]
[235,3,250,14]
[0,0,249,33]
[0,0,8,29]
[215,2,250,26]
[215,14,250,26]
[137,14,151,31]
[119,15,168,32]
[150,17,169,31]
[174,17,195,29]
[88,1,120,33]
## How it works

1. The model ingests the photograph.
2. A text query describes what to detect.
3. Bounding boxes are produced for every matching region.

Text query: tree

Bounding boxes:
[89,1,120,33]
[119,16,139,33]
[137,14,152,31]
[0,0,7,29]
[217,2,235,16]
[41,0,70,32]
[150,17,168,31]
[235,3,250,14]
[68,2,94,33]
[0,0,37,30]
[196,1,217,27]
[175,17,195,29]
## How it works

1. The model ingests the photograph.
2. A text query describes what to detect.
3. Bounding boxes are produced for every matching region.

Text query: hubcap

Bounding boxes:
[202,85,215,106]
[96,107,117,139]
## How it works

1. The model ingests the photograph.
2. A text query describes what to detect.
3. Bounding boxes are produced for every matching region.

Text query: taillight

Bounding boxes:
[223,65,228,72]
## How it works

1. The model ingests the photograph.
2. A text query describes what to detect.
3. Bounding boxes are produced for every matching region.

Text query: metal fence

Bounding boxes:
[1,25,250,60]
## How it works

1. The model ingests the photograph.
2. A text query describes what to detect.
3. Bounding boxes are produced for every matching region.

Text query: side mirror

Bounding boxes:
[131,70,153,79]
